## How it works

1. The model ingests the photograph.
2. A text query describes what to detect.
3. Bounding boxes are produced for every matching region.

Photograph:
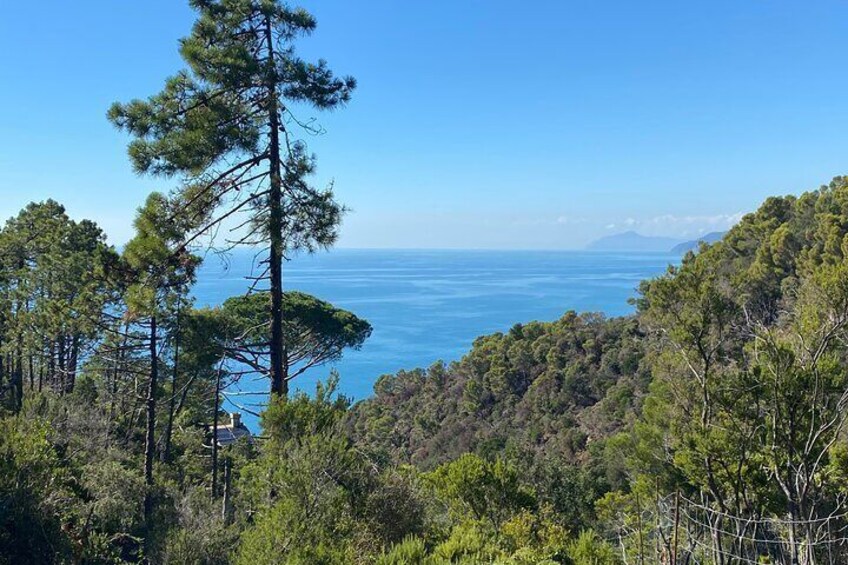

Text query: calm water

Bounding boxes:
[193,249,677,429]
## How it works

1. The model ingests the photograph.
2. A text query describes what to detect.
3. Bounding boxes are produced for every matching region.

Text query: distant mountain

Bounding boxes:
[670,231,726,254]
[586,231,682,252]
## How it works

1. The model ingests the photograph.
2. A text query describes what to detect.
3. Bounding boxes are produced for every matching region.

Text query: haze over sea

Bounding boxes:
[193,249,678,430]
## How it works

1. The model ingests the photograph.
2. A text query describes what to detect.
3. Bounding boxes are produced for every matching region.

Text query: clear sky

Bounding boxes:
[1,1,847,249]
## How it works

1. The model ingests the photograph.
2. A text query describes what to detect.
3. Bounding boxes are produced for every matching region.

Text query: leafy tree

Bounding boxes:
[0,414,73,563]
[375,536,430,565]
[425,453,535,530]
[237,377,425,564]
[624,176,848,562]
[566,530,620,565]
[210,291,371,389]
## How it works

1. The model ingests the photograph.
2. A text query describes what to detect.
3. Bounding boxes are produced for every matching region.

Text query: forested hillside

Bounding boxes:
[347,313,648,470]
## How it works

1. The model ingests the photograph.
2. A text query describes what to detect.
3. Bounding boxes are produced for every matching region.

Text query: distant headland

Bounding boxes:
[586,230,727,253]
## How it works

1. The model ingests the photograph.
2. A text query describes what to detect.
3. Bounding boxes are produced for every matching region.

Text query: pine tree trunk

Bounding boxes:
[13,334,23,412]
[57,336,66,393]
[162,306,181,463]
[143,315,158,537]
[48,341,55,391]
[265,14,288,399]
[211,366,221,499]
[222,457,232,525]
[67,333,79,393]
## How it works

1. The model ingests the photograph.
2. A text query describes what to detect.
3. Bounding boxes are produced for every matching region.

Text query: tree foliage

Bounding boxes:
[109,0,355,397]
[207,291,371,389]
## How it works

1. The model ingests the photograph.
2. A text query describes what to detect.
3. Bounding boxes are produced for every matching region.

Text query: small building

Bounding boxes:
[213,412,253,447]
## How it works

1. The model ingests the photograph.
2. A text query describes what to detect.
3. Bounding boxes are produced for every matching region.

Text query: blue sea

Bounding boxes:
[193,249,677,429]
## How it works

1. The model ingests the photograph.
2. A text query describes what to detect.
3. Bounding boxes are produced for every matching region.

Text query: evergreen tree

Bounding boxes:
[122,193,201,542]
[0,201,115,409]
[209,291,372,385]
[108,0,355,398]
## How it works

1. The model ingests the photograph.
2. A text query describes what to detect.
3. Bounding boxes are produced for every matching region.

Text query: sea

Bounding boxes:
[192,249,678,430]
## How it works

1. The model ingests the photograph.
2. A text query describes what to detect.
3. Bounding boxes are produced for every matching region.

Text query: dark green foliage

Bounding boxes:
[0,412,73,563]
[0,395,148,564]
[109,0,356,397]
[235,383,571,564]
[236,378,428,564]
[595,176,848,562]
[0,200,117,403]
[109,1,354,177]
[342,313,649,547]
[0,194,372,562]
[208,291,372,386]
[566,530,620,565]
[11,169,848,563]
[425,453,536,529]
[347,177,848,563]
[347,313,648,491]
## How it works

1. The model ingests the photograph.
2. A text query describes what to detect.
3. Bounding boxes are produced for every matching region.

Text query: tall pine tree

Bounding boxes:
[108,0,355,398]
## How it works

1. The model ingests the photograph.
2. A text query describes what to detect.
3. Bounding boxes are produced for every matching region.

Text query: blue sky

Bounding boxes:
[1,1,847,249]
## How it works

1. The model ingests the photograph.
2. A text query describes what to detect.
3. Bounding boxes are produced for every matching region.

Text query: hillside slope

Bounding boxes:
[347,312,649,470]
[669,230,726,253]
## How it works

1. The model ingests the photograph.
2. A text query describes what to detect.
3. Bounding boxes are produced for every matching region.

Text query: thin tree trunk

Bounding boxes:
[143,316,158,539]
[48,340,55,391]
[67,333,79,393]
[264,14,287,399]
[672,490,680,565]
[57,336,66,393]
[222,456,232,525]
[162,304,181,463]
[636,490,644,565]
[211,365,221,499]
[13,333,23,412]
[110,323,129,424]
